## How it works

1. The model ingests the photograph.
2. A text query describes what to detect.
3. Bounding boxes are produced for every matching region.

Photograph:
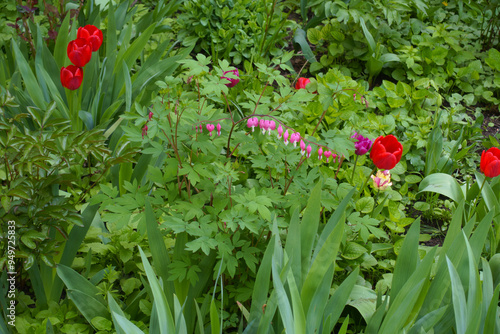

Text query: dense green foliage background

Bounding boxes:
[0,0,499,333]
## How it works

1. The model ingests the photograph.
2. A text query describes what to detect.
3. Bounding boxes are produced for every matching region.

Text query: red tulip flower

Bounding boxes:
[77,25,103,52]
[480,147,500,178]
[60,65,83,90]
[369,135,403,170]
[67,38,92,67]
[295,77,311,90]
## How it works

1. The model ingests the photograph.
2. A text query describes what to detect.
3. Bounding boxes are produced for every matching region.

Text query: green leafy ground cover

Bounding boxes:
[0,0,499,333]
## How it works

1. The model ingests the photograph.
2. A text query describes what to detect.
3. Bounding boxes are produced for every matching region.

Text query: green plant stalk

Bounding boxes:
[360,166,378,196]
[259,0,278,57]
[351,155,359,183]
[468,177,487,221]
[371,189,380,218]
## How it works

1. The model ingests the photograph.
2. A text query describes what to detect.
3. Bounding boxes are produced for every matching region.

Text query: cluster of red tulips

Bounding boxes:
[60,25,103,90]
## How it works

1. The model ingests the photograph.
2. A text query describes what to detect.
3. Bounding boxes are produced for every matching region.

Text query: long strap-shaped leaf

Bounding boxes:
[138,246,175,334]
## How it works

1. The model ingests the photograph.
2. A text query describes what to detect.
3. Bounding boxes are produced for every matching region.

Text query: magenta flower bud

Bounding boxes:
[199,124,203,133]
[352,132,373,156]
[278,124,283,139]
[217,123,221,136]
[353,93,356,101]
[206,124,215,136]
[300,140,306,155]
[307,144,312,158]
[318,147,323,160]
[142,124,148,139]
[365,98,369,108]
[324,150,332,163]
[284,130,289,145]
[148,111,153,121]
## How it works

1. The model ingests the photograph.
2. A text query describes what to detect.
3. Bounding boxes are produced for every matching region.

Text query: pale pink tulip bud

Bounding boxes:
[284,130,289,145]
[217,123,221,136]
[278,124,283,139]
[307,144,312,158]
[318,147,323,160]
[300,140,306,155]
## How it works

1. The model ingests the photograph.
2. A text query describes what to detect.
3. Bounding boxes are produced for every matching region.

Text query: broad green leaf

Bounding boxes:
[356,197,374,213]
[447,256,467,334]
[272,257,294,334]
[323,267,359,333]
[66,290,109,325]
[54,13,71,67]
[210,299,220,334]
[51,203,99,301]
[419,173,465,203]
[112,312,145,334]
[247,236,275,331]
[300,181,322,278]
[138,246,175,334]
[11,40,46,109]
[390,219,420,304]
[145,197,174,308]
[359,17,376,52]
[56,264,106,306]
[287,267,306,333]
[301,212,344,313]
[293,28,317,64]
[342,242,368,260]
[108,293,127,334]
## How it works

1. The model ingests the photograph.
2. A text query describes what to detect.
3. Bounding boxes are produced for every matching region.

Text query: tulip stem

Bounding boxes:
[360,166,378,196]
[371,189,380,217]
[468,176,488,220]
[351,155,359,184]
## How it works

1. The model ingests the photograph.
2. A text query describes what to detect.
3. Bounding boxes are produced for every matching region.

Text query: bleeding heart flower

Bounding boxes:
[300,140,306,155]
[60,65,83,90]
[324,150,332,163]
[67,38,92,67]
[222,69,239,88]
[77,25,103,52]
[206,124,215,136]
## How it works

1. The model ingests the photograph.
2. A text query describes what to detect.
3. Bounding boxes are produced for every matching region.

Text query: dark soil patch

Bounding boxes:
[481,105,500,139]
